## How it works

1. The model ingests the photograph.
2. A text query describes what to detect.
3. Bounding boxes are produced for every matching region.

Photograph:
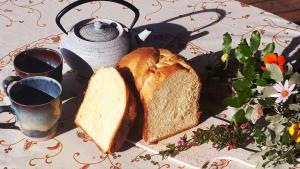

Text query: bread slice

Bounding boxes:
[75,67,136,153]
[118,48,201,144]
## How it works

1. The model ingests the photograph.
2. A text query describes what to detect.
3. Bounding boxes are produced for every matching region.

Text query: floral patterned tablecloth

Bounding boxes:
[0,0,300,169]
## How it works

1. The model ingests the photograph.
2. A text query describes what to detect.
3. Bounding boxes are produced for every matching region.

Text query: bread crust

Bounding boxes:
[118,48,201,144]
[118,47,160,91]
[109,90,137,152]
[74,68,136,153]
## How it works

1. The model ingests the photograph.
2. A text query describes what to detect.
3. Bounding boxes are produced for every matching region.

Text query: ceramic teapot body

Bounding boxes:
[56,0,149,76]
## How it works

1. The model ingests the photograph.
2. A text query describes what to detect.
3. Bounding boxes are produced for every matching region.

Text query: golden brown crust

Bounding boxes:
[118,67,144,138]
[109,89,137,153]
[118,47,201,144]
[140,64,186,104]
[118,47,160,91]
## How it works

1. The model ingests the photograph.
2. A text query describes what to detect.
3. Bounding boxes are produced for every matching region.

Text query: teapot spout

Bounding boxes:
[136,28,152,42]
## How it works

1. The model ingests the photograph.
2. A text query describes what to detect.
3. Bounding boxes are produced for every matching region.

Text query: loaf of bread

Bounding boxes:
[118,48,201,144]
[75,67,136,153]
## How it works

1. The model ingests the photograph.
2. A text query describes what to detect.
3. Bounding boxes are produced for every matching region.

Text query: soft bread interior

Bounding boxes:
[147,70,200,142]
[75,67,128,152]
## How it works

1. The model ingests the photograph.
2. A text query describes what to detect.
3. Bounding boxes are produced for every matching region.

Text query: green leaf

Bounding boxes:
[256,78,267,86]
[289,104,300,111]
[274,124,285,143]
[239,89,252,103]
[262,86,276,98]
[223,89,251,108]
[265,114,284,123]
[286,152,297,165]
[241,39,249,46]
[254,128,266,144]
[236,70,244,78]
[259,97,275,108]
[281,129,291,145]
[235,39,252,63]
[266,129,276,145]
[223,97,242,108]
[223,32,232,54]
[286,63,293,75]
[232,79,251,92]
[262,71,271,79]
[250,30,261,53]
[166,144,176,150]
[289,72,300,85]
[243,57,257,80]
[245,106,254,121]
[232,109,245,125]
[261,42,275,61]
[266,64,283,82]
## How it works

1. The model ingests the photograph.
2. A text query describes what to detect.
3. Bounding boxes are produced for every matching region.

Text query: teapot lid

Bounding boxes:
[77,20,119,42]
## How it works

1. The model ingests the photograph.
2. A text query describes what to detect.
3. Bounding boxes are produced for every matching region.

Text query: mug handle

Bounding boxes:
[56,0,140,34]
[0,105,19,129]
[2,76,21,96]
[0,76,21,129]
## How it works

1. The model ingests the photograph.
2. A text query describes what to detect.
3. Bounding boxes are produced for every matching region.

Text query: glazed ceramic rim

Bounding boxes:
[13,48,63,76]
[9,76,62,108]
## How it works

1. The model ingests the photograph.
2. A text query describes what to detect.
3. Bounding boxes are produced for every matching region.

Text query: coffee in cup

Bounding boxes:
[0,76,62,141]
[13,48,63,83]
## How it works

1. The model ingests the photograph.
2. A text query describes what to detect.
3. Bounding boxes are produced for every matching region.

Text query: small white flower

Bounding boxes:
[271,80,298,103]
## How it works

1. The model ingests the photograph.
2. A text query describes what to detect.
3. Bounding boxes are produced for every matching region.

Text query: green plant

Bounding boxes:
[148,31,300,168]
[221,31,300,168]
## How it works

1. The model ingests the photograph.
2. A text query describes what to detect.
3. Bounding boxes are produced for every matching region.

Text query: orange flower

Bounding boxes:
[261,53,285,72]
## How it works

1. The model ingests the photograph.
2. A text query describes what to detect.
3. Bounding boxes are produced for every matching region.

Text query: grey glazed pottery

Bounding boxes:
[0,76,62,141]
[56,0,151,77]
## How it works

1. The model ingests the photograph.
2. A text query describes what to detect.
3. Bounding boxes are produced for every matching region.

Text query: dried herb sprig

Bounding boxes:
[140,122,254,160]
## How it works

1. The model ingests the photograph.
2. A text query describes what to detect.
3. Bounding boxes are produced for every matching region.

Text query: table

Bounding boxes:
[1,0,300,168]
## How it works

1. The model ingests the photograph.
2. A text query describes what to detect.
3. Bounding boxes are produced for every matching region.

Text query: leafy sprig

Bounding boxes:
[220,31,300,168]
[141,122,255,161]
[148,30,300,168]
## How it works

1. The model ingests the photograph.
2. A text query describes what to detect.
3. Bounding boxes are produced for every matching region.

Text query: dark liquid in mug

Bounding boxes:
[16,55,55,73]
[11,84,55,105]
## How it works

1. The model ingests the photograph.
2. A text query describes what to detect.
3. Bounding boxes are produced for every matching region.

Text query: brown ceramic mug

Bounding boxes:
[14,48,63,83]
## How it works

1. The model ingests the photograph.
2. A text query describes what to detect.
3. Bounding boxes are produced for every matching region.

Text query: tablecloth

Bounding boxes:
[1,0,300,168]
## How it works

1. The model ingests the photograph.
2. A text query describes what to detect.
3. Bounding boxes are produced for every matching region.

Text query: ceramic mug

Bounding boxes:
[0,76,62,141]
[14,48,63,83]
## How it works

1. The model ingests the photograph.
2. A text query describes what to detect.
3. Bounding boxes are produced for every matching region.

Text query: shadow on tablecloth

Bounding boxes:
[133,8,226,54]
[55,70,89,136]
[188,50,231,123]
[282,36,300,72]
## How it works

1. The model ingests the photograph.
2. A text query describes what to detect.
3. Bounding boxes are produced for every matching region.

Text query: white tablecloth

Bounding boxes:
[1,0,300,168]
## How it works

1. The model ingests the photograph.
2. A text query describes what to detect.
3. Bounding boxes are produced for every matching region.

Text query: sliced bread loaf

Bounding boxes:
[118,48,201,144]
[75,67,136,153]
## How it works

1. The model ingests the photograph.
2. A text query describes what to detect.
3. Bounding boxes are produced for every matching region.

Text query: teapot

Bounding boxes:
[55,0,151,76]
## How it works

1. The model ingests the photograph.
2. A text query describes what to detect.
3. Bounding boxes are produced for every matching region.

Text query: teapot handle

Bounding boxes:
[56,0,140,34]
